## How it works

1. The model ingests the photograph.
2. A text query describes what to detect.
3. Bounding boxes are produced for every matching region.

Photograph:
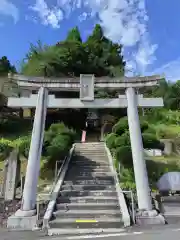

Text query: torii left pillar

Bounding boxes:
[7,87,48,228]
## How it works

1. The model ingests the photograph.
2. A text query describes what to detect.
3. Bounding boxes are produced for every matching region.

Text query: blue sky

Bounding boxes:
[0,0,179,81]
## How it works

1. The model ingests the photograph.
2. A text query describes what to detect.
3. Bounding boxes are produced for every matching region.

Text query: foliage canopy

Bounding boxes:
[21,24,125,78]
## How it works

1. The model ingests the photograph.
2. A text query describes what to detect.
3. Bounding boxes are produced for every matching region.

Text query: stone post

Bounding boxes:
[126,87,152,210]
[15,87,48,217]
[4,150,20,200]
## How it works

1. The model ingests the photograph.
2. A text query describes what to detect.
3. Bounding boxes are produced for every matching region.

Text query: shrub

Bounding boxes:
[143,125,157,135]
[112,116,149,136]
[46,134,72,161]
[115,131,130,147]
[119,167,136,190]
[0,138,13,160]
[0,118,32,134]
[115,146,132,168]
[139,118,149,132]
[44,122,76,145]
[156,124,180,139]
[105,133,118,149]
[112,117,128,135]
[142,133,164,150]
[18,136,31,158]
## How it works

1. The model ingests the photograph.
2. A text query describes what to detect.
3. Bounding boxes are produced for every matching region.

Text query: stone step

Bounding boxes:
[63,179,114,185]
[75,142,103,144]
[72,159,109,163]
[66,172,112,177]
[65,172,113,179]
[61,184,116,191]
[75,145,104,148]
[67,168,111,173]
[53,209,121,218]
[59,190,118,198]
[69,165,110,170]
[70,162,109,167]
[71,162,109,166]
[49,217,123,229]
[75,147,106,153]
[56,202,120,211]
[57,196,119,204]
[75,149,105,152]
[75,152,107,155]
[69,162,110,167]
[64,175,115,182]
[74,153,107,156]
[75,149,106,153]
[47,228,125,236]
[74,151,105,154]
[75,143,104,146]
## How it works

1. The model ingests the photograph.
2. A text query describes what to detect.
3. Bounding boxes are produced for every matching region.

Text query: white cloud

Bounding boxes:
[0,0,19,23]
[30,0,157,75]
[30,0,64,28]
[151,58,180,82]
[135,40,158,75]
[78,12,88,22]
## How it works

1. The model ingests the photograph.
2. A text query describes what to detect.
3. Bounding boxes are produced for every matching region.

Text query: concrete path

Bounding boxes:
[57,226,180,240]
[1,225,180,240]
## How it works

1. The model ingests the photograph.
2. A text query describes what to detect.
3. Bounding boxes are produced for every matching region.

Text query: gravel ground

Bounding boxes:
[0,198,21,227]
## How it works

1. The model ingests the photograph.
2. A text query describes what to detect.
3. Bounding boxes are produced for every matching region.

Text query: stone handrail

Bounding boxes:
[104,143,131,227]
[42,144,75,229]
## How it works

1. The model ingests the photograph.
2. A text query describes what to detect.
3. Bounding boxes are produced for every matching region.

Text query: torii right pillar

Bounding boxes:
[126,87,165,224]
[126,87,152,210]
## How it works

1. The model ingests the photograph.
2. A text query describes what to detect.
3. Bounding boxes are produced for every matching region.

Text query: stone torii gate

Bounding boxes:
[7,74,164,226]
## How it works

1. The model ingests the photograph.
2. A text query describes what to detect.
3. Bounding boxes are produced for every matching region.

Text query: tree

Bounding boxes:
[0,56,17,107]
[0,56,16,76]
[21,24,125,78]
[143,78,180,110]
[66,27,82,42]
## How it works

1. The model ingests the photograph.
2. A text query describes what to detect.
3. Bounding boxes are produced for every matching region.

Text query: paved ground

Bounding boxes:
[1,224,180,240]
[58,226,180,240]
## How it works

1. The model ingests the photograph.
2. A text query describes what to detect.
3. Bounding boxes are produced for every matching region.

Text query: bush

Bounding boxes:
[142,133,164,150]
[44,122,76,145]
[17,136,31,158]
[0,138,13,160]
[0,118,32,135]
[115,146,132,168]
[119,167,136,190]
[112,116,149,136]
[139,118,149,132]
[46,134,72,161]
[115,131,130,147]
[42,122,76,176]
[112,117,128,135]
[105,133,118,149]
[143,125,157,135]
[155,124,180,139]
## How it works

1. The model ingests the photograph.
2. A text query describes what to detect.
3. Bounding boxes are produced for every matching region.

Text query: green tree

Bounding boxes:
[21,24,125,78]
[0,56,16,76]
[66,27,82,42]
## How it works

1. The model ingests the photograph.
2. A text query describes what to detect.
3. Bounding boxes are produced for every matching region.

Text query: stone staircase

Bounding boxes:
[48,142,126,236]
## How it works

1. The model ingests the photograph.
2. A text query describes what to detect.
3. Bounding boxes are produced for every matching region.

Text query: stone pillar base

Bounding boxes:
[136,209,166,225]
[7,209,37,230]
